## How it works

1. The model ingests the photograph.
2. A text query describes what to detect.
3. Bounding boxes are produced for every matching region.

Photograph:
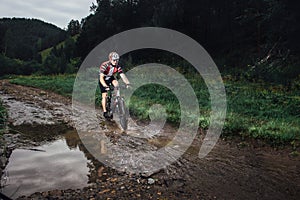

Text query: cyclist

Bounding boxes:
[99,52,130,119]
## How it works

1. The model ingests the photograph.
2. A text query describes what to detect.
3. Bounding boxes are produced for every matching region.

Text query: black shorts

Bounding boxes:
[99,76,115,93]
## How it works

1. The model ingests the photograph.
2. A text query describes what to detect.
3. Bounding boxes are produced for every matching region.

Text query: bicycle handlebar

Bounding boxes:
[107,84,130,91]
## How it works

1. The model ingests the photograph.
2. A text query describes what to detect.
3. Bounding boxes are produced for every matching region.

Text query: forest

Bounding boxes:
[0,18,67,60]
[0,0,300,85]
[77,0,300,85]
[0,18,69,75]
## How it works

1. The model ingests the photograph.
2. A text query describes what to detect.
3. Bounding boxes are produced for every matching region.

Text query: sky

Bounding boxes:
[0,0,96,29]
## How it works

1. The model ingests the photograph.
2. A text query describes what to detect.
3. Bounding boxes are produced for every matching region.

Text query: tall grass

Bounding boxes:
[0,100,7,135]
[7,73,300,146]
[224,80,300,145]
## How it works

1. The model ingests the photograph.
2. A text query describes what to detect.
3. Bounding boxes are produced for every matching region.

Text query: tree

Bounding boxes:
[64,37,76,61]
[67,19,81,36]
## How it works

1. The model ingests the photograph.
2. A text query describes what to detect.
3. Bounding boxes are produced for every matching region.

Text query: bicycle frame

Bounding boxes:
[105,84,128,130]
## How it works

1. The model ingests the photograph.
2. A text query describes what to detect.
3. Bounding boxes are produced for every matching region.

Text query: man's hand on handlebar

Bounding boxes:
[126,84,132,89]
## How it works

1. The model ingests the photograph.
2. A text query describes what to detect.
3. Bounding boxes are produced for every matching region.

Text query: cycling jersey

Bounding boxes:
[99,61,123,78]
[99,61,123,93]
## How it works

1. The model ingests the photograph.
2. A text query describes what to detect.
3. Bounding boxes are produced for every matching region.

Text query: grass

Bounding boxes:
[0,100,8,135]
[10,74,76,97]
[6,73,300,146]
[224,82,299,146]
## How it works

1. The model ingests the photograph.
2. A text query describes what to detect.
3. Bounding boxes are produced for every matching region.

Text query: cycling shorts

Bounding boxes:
[99,76,115,93]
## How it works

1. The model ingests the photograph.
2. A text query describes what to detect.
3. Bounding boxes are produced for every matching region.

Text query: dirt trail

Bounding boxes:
[0,80,299,200]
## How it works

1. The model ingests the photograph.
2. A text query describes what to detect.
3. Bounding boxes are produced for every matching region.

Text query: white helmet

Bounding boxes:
[109,52,119,60]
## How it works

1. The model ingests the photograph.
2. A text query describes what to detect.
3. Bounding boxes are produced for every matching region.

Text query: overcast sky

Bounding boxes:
[0,0,96,29]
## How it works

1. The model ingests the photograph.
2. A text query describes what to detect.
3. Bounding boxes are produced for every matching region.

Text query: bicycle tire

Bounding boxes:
[118,98,128,130]
[106,96,113,119]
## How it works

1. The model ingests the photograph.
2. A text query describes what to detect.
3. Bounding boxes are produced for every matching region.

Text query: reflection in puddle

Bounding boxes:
[1,129,91,199]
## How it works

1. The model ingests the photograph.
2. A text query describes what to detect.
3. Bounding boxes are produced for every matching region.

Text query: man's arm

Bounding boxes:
[99,73,108,88]
[120,73,130,85]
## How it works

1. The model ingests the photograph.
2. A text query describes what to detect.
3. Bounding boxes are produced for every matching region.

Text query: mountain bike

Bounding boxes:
[105,84,128,130]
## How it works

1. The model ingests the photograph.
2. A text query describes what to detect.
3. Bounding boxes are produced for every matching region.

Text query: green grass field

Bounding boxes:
[8,73,300,146]
[10,74,76,97]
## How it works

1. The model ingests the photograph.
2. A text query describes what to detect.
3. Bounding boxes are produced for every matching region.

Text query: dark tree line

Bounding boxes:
[78,0,300,57]
[76,0,300,84]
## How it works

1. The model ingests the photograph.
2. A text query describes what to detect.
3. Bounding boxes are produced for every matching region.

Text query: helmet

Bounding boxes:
[109,52,119,60]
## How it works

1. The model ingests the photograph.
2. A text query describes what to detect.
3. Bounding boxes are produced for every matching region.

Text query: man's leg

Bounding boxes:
[100,77,113,119]
[112,80,118,87]
[102,92,107,112]
[112,80,119,96]
[99,78,109,118]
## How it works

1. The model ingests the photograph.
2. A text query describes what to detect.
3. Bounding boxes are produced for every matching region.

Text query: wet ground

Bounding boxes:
[1,126,90,199]
[0,80,299,200]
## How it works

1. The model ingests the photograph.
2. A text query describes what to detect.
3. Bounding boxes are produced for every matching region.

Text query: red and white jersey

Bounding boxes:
[99,61,123,77]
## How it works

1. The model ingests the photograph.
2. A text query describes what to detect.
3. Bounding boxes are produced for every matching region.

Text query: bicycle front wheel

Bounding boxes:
[118,98,128,130]
[105,96,113,119]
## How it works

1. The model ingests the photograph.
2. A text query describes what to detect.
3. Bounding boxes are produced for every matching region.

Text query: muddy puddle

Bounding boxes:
[0,125,92,199]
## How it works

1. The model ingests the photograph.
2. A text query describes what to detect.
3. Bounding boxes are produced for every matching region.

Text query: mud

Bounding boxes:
[0,80,299,200]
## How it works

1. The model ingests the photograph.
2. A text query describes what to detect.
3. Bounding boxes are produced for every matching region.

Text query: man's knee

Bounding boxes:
[112,80,119,87]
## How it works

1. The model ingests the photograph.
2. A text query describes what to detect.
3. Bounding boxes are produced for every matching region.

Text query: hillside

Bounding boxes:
[40,34,79,62]
[0,18,67,60]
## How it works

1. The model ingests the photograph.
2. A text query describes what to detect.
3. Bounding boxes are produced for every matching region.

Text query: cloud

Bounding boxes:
[0,0,96,29]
